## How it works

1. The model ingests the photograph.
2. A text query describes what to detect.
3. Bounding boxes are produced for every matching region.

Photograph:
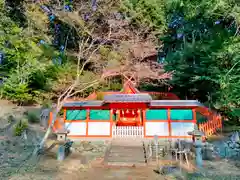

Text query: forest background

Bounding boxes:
[0,0,240,125]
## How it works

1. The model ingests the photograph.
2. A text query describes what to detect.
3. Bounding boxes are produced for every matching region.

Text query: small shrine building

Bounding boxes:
[50,80,222,139]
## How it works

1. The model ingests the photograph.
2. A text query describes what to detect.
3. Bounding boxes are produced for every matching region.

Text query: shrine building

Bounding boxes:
[49,80,222,140]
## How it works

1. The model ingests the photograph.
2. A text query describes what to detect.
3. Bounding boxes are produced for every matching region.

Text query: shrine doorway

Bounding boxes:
[113,109,143,126]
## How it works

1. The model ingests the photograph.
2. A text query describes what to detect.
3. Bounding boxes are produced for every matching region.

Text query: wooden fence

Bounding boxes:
[112,126,144,138]
[198,114,222,137]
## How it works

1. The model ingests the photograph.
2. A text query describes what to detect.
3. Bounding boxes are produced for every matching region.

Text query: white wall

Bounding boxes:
[65,122,86,136]
[171,122,194,136]
[88,122,111,136]
[145,122,169,136]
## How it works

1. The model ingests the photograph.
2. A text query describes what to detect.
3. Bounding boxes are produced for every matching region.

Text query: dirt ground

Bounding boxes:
[8,151,240,180]
[8,155,172,180]
[6,151,240,180]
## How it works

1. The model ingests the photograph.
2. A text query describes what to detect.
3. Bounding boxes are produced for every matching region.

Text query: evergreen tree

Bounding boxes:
[162,0,240,120]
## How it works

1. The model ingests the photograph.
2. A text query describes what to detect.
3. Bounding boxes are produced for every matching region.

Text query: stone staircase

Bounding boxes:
[104,139,147,167]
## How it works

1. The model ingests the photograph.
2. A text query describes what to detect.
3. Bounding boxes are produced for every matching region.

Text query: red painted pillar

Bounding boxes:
[143,109,146,137]
[168,108,171,137]
[192,108,197,124]
[136,109,141,126]
[110,109,113,137]
[86,109,90,136]
[63,109,66,122]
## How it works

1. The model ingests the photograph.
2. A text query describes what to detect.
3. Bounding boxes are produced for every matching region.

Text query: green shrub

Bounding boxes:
[13,119,28,136]
[2,80,33,105]
[27,110,40,123]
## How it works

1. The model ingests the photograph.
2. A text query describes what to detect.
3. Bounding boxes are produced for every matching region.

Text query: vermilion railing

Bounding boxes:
[198,109,222,137]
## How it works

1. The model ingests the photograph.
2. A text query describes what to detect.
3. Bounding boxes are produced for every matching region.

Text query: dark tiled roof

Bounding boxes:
[63,99,204,108]
[63,101,103,107]
[104,94,152,102]
[150,100,204,107]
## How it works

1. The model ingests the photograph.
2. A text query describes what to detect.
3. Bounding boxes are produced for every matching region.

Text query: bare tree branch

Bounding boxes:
[33,36,104,154]
[69,80,100,97]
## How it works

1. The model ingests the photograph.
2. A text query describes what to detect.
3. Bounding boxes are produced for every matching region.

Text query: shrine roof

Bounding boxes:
[150,100,204,107]
[63,99,204,108]
[63,101,103,107]
[103,94,152,103]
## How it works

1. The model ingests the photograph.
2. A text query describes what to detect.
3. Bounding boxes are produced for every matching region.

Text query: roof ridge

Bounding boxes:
[122,80,139,94]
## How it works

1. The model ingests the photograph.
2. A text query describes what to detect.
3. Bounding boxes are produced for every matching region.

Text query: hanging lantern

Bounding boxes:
[126,109,129,113]
[122,110,124,115]
[133,111,135,115]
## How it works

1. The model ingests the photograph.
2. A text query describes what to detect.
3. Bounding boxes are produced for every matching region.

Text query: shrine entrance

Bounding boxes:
[111,108,145,138]
[114,109,143,126]
[104,88,151,138]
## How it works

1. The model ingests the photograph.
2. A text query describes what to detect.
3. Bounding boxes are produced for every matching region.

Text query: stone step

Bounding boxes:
[110,147,143,150]
[107,157,145,162]
[109,149,144,155]
[110,150,144,153]
[111,143,143,146]
[107,156,145,163]
[106,161,147,167]
[111,145,144,151]
[108,152,144,157]
[108,152,145,157]
[104,140,147,166]
[107,159,146,163]
[108,156,145,160]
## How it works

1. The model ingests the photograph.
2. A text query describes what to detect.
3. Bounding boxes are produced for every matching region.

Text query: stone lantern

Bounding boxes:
[56,129,70,142]
[188,124,204,168]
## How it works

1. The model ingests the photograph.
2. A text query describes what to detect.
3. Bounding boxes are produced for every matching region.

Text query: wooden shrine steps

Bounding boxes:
[104,139,147,167]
